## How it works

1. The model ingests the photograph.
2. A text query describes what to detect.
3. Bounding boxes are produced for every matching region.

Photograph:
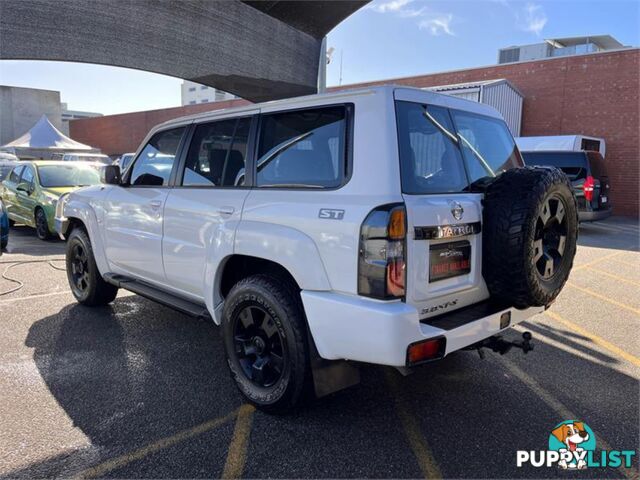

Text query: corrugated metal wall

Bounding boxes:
[429,81,523,137]
[481,82,523,137]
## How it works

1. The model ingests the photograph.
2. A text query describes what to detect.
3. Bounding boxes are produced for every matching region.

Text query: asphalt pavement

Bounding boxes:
[0,220,638,479]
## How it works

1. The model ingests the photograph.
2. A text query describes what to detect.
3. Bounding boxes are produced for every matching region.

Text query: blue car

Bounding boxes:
[0,198,8,251]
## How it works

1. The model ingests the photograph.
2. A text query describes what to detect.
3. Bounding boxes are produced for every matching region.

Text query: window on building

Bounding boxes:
[256,106,348,188]
[189,100,196,105]
[182,117,251,187]
[129,127,185,186]
[188,87,196,92]
[201,85,208,90]
[201,99,209,103]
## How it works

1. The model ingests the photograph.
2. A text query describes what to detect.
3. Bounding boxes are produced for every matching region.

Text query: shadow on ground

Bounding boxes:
[4,294,638,478]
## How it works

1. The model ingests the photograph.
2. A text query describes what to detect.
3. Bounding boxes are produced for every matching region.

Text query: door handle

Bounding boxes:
[149,200,162,209]
[217,206,235,216]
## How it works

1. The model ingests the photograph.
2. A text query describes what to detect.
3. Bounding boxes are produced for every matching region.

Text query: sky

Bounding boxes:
[0,0,637,116]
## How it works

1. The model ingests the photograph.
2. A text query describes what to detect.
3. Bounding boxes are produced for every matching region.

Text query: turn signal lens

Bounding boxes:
[407,338,446,365]
[388,208,406,240]
[583,175,595,202]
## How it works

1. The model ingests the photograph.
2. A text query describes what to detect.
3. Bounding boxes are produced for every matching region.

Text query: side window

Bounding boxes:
[182,117,250,187]
[9,165,24,183]
[130,127,185,186]
[256,106,347,188]
[20,166,35,188]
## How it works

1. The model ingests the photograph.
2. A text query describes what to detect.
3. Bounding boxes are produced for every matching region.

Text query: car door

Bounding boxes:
[16,165,37,225]
[1,165,24,222]
[104,126,187,285]
[162,115,256,300]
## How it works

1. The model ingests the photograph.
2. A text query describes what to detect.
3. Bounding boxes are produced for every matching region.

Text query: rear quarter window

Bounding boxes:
[256,106,348,189]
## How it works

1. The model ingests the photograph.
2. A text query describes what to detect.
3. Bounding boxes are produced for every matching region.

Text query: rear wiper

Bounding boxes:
[457,134,495,178]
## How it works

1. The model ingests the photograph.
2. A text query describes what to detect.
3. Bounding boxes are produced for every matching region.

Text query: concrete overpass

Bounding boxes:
[0,0,367,102]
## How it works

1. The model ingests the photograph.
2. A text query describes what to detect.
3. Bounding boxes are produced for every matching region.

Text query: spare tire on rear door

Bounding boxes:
[482,167,578,308]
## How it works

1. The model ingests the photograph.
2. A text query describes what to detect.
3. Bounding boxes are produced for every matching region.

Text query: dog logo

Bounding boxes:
[517,419,636,470]
[549,420,595,470]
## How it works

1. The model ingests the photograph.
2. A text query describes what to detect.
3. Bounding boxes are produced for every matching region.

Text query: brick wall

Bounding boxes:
[70,49,639,216]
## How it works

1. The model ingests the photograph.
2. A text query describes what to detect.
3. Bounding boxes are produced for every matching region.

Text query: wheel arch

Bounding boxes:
[62,199,110,277]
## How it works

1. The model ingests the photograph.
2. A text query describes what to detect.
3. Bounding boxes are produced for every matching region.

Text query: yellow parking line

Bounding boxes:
[77,410,237,479]
[222,404,255,479]
[385,370,442,479]
[585,266,640,287]
[500,358,636,479]
[545,311,640,368]
[566,282,640,315]
[609,258,640,269]
[571,251,623,272]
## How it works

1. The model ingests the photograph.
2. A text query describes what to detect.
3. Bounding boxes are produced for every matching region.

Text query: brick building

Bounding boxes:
[70,48,639,216]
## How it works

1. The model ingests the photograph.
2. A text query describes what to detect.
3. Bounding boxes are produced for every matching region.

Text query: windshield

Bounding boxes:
[65,155,111,164]
[395,101,523,194]
[37,164,102,188]
[0,165,15,182]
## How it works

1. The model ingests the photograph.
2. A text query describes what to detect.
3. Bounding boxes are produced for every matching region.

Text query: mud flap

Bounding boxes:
[307,331,360,397]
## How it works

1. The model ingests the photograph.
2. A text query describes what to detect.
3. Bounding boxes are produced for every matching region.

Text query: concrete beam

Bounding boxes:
[0,0,366,102]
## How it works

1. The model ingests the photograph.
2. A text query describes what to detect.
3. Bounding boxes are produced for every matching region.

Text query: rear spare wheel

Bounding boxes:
[482,167,578,308]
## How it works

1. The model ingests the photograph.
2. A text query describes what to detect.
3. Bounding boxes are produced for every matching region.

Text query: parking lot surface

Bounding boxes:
[1,220,638,479]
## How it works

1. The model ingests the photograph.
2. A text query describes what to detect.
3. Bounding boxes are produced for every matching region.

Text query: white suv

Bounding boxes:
[55,86,578,412]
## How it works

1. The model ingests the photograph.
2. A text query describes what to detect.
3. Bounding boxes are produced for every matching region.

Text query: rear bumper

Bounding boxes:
[301,291,544,367]
[579,207,612,222]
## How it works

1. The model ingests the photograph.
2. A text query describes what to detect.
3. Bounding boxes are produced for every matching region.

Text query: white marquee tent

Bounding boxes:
[0,115,100,159]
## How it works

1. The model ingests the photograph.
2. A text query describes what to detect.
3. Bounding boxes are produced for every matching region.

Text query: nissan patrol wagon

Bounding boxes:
[56,86,578,412]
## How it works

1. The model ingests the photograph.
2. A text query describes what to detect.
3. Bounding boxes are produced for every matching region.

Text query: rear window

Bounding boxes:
[522,151,588,179]
[395,101,522,194]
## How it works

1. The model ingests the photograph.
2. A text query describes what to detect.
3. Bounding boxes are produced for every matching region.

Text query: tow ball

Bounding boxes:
[470,331,534,359]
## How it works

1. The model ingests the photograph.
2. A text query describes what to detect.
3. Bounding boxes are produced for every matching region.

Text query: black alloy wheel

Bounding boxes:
[70,242,90,295]
[35,209,50,240]
[232,305,286,388]
[533,193,568,280]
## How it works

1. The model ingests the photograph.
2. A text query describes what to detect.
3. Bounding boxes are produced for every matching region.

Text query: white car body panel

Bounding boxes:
[104,186,169,284]
[302,289,543,366]
[56,85,544,366]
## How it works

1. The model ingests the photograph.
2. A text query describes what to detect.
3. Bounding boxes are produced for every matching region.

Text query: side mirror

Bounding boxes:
[101,165,122,185]
[16,182,31,194]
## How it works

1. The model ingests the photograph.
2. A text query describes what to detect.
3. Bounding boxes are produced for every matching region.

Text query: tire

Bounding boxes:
[8,219,15,227]
[221,274,311,413]
[1,237,7,250]
[482,167,578,308]
[35,208,51,241]
[66,227,118,306]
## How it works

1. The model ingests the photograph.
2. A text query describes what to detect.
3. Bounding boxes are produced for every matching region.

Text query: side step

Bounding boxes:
[104,273,212,320]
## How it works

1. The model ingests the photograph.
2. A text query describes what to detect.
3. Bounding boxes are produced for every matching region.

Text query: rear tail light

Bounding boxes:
[407,337,446,365]
[583,175,595,202]
[358,204,406,299]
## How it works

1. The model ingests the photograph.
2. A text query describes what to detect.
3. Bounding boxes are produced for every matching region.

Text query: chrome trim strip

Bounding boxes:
[414,222,481,240]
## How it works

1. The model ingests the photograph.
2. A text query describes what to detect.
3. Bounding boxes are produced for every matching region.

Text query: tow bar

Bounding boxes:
[469,331,534,359]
